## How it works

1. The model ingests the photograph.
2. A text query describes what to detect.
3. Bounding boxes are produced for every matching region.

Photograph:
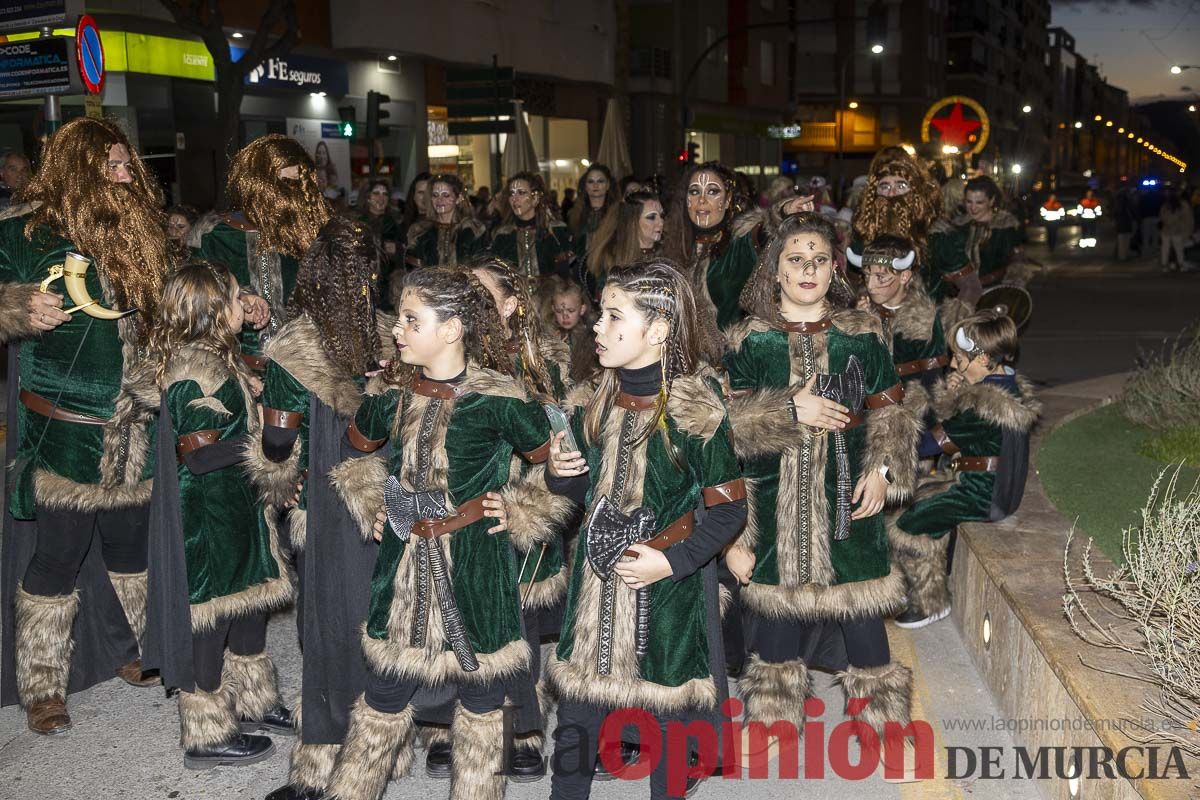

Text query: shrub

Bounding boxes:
[1119,327,1200,431]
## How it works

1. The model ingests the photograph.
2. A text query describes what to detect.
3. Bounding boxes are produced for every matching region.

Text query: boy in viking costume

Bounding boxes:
[889,311,1039,629]
[546,260,748,800]
[192,134,329,369]
[723,213,923,779]
[852,147,975,308]
[0,118,170,735]
[134,262,292,767]
[314,267,569,800]
[850,234,948,389]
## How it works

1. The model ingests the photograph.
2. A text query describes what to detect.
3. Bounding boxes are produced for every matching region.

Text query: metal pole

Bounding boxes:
[42,27,61,135]
[491,53,502,191]
[836,54,849,204]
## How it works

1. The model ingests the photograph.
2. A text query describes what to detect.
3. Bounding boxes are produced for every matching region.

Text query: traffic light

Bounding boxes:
[686,140,700,165]
[366,91,391,140]
[337,106,356,138]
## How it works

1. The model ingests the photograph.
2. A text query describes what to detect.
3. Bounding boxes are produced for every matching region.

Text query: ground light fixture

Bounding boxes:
[387,55,397,62]
[1171,65,1183,74]
[231,31,244,39]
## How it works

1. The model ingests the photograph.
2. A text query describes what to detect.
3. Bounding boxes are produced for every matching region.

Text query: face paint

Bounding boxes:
[686,171,729,229]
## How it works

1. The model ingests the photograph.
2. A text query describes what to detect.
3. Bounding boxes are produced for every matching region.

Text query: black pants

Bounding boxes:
[551,701,707,800]
[748,613,890,671]
[192,613,269,693]
[364,669,506,716]
[24,503,149,597]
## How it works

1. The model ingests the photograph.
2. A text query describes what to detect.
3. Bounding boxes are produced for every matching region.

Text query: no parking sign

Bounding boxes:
[75,14,104,94]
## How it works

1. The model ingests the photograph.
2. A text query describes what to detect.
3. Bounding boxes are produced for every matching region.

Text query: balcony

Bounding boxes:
[795,122,837,148]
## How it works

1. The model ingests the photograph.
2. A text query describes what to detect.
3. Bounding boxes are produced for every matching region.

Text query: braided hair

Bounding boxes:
[584,258,701,470]
[464,255,556,404]
[383,266,516,387]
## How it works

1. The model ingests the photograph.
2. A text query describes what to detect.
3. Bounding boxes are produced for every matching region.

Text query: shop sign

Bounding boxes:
[124,33,214,81]
[768,124,802,139]
[0,0,81,32]
[0,37,73,97]
[232,45,348,96]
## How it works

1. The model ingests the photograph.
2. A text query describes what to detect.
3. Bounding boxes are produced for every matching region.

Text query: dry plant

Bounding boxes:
[1064,467,1200,757]
[1120,327,1200,431]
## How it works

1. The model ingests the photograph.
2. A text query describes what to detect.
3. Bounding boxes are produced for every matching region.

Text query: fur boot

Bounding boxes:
[450,705,506,800]
[838,662,928,781]
[288,706,339,792]
[221,650,281,721]
[738,654,811,727]
[325,696,415,800]
[178,686,239,751]
[887,521,952,618]
[14,585,78,707]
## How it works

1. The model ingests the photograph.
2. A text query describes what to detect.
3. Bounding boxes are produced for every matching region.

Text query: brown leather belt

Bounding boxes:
[19,389,109,426]
[242,353,269,371]
[411,493,490,539]
[896,354,950,377]
[943,263,977,281]
[957,456,999,472]
[865,383,905,409]
[703,478,746,506]
[625,512,694,557]
[347,418,386,452]
[929,423,959,456]
[263,407,303,429]
[177,429,220,462]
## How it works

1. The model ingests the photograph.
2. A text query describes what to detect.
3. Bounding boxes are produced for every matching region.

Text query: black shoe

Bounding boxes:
[184,733,276,769]
[265,785,323,800]
[594,741,640,781]
[893,604,951,630]
[425,741,452,779]
[507,744,546,782]
[241,703,295,735]
[164,686,179,700]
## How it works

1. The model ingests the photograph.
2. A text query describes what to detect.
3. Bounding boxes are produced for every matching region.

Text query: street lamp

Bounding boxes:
[848,100,859,109]
[1021,104,1032,113]
[1190,104,1197,112]
[1074,121,1083,128]
[1011,164,1022,174]
[870,43,884,54]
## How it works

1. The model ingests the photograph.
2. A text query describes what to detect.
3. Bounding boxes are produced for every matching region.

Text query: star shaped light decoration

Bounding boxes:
[930,102,982,148]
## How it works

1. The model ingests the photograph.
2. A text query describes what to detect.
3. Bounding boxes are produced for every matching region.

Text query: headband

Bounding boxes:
[845,247,916,271]
[955,327,987,360]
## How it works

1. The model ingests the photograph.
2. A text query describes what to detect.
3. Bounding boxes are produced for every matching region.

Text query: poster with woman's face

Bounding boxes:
[287,117,351,199]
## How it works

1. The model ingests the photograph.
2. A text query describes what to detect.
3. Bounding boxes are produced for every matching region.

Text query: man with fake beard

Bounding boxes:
[192,134,330,368]
[0,118,171,735]
[852,147,976,310]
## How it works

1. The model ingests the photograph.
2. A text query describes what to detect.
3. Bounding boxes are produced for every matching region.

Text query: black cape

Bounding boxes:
[1,342,139,707]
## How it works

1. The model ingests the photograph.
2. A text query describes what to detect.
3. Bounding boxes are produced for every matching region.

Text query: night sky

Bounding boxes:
[1051,0,1200,102]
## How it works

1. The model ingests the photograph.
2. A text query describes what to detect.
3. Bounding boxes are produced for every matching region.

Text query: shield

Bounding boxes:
[978,285,1032,329]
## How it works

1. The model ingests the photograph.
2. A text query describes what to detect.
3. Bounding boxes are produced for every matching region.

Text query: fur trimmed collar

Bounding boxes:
[725,309,884,350]
[264,314,363,417]
[887,288,938,342]
[935,373,1040,432]
[406,216,487,245]
[560,370,725,442]
[461,364,529,401]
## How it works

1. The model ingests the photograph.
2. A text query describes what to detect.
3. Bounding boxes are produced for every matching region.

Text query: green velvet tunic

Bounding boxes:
[724,312,916,621]
[877,290,947,383]
[897,374,1036,538]
[549,374,742,710]
[698,230,760,330]
[488,219,574,281]
[166,372,283,611]
[261,361,314,512]
[0,218,153,519]
[570,205,607,258]
[353,368,552,682]
[404,218,485,269]
[193,218,300,358]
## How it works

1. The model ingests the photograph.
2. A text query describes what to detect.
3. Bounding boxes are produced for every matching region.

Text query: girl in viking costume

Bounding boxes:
[888,311,1039,629]
[546,260,748,800]
[582,190,664,304]
[139,262,292,768]
[568,164,619,258]
[411,255,572,782]
[403,174,486,275]
[956,176,1026,289]
[543,274,600,385]
[239,217,396,800]
[192,134,330,369]
[723,213,922,779]
[317,266,569,800]
[851,234,948,389]
[489,171,575,282]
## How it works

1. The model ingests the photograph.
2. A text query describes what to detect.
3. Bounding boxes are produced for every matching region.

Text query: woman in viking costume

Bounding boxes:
[192,134,329,369]
[567,163,618,258]
[851,234,948,389]
[723,212,923,779]
[136,262,292,768]
[888,311,1039,629]
[0,118,170,735]
[488,171,575,282]
[403,174,486,275]
[956,176,1026,288]
[546,259,748,800]
[581,190,664,304]
[315,266,570,800]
